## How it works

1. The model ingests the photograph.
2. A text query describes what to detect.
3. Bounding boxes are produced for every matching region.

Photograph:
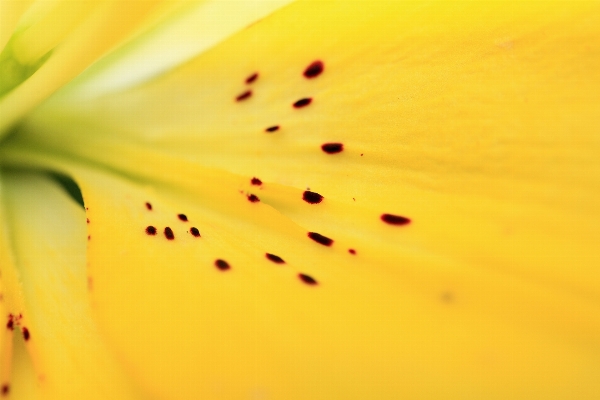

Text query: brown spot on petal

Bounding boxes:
[265,253,285,264]
[236,90,252,102]
[245,72,258,84]
[177,213,188,222]
[303,60,324,78]
[145,202,152,210]
[190,227,201,237]
[251,177,262,186]
[293,98,312,108]
[348,249,356,255]
[381,213,411,225]
[215,259,230,271]
[22,327,30,341]
[1,384,9,396]
[265,125,280,133]
[247,194,260,203]
[164,227,175,240]
[298,273,318,285]
[303,191,323,204]
[321,143,343,154]
[308,232,333,246]
[145,226,157,235]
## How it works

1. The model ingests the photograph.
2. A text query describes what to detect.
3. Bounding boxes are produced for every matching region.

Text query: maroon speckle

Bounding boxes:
[251,177,262,186]
[145,226,157,235]
[381,213,411,225]
[1,384,8,396]
[87,235,91,241]
[215,259,230,271]
[298,273,318,285]
[22,327,30,341]
[236,90,252,102]
[321,143,343,154]
[247,194,260,203]
[348,249,356,255]
[265,253,285,264]
[245,72,258,84]
[177,213,188,222]
[164,227,175,240]
[265,125,280,132]
[302,191,323,204]
[293,98,312,108]
[86,218,89,224]
[303,60,324,78]
[190,227,201,237]
[6,319,13,331]
[308,232,334,246]
[145,202,152,210]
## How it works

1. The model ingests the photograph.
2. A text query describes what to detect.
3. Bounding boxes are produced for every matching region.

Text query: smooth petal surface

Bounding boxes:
[1,0,599,399]
[0,171,146,399]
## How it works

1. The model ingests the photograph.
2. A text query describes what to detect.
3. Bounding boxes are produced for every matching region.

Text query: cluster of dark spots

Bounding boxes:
[381,213,411,225]
[164,227,175,240]
[293,98,312,108]
[190,227,201,237]
[303,60,324,78]
[22,327,30,341]
[247,194,260,203]
[265,125,279,133]
[145,226,157,235]
[145,202,152,210]
[245,72,258,84]
[302,190,323,204]
[298,273,318,285]
[1,384,8,396]
[251,177,262,186]
[308,232,334,246]
[321,143,344,154]
[348,249,356,255]
[265,253,285,264]
[236,90,252,102]
[177,213,188,222]
[214,259,230,271]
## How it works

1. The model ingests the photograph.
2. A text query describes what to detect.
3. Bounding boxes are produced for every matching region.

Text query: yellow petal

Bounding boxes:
[2,0,600,398]
[0,170,146,399]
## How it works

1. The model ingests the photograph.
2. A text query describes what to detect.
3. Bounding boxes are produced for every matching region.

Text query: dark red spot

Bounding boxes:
[145,202,152,210]
[164,227,175,240]
[303,60,324,78]
[177,213,188,222]
[145,226,157,235]
[22,327,30,341]
[86,218,89,224]
[265,125,279,132]
[245,72,258,84]
[1,384,8,396]
[87,235,91,241]
[190,227,201,237]
[298,273,318,285]
[236,90,252,102]
[381,213,411,225]
[251,177,262,186]
[308,232,333,246]
[265,253,285,264]
[293,98,312,108]
[348,249,356,255]
[247,194,260,203]
[6,319,13,331]
[215,259,230,271]
[321,143,343,154]
[302,191,323,204]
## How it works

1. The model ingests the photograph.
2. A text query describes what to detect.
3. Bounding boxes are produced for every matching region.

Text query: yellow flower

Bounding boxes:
[1,1,599,398]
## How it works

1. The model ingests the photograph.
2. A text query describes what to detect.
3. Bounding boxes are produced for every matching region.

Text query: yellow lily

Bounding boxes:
[1,1,599,399]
